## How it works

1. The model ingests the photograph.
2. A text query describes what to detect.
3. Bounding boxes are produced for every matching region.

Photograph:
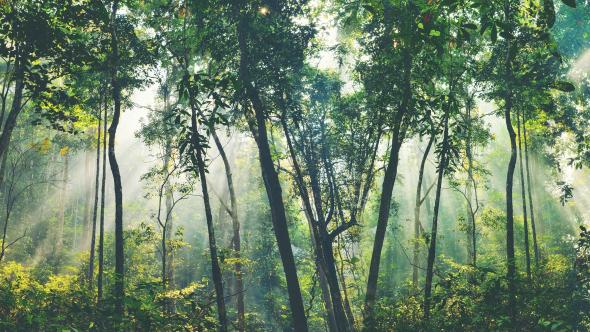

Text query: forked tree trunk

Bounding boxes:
[282,118,338,332]
[57,150,69,253]
[413,134,434,286]
[189,107,227,332]
[212,129,245,332]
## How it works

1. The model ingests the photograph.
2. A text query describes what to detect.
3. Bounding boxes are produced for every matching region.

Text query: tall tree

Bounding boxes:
[106,0,125,317]
[232,3,313,330]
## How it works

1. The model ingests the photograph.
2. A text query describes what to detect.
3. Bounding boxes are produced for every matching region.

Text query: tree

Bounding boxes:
[231,2,313,330]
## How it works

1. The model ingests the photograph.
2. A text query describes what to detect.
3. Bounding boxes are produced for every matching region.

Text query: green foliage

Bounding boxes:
[369,255,589,331]
[0,259,216,330]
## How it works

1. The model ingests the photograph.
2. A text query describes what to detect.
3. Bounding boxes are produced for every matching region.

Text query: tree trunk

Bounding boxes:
[413,133,434,286]
[83,148,91,248]
[236,15,308,332]
[164,139,174,291]
[466,103,477,266]
[337,236,355,329]
[190,107,228,332]
[516,109,531,278]
[364,1,412,312]
[108,0,125,317]
[523,112,539,267]
[98,104,107,304]
[212,129,245,332]
[0,58,24,162]
[57,150,69,253]
[281,118,338,332]
[308,159,350,332]
[504,96,517,323]
[503,1,517,322]
[424,109,449,321]
[88,117,102,286]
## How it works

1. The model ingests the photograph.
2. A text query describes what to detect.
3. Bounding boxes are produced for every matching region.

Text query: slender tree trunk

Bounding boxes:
[189,107,228,332]
[0,136,10,191]
[83,149,91,248]
[503,2,517,322]
[523,113,539,267]
[212,130,245,332]
[0,58,24,162]
[504,96,518,324]
[516,109,531,278]
[160,138,173,293]
[161,223,167,288]
[465,104,477,266]
[164,140,174,291]
[57,151,69,252]
[365,88,409,318]
[236,14,308,332]
[337,236,355,330]
[413,134,434,286]
[424,109,449,321]
[88,116,102,286]
[98,104,107,304]
[108,0,125,317]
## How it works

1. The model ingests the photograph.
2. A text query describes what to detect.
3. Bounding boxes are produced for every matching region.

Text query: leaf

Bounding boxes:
[429,29,441,37]
[462,23,477,30]
[561,0,576,7]
[552,81,575,92]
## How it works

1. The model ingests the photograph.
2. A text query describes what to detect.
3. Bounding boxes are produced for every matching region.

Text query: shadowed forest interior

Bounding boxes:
[1,0,590,331]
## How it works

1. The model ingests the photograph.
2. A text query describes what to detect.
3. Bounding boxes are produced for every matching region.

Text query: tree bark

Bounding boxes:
[465,102,477,266]
[57,150,69,253]
[88,116,102,286]
[523,112,539,267]
[0,57,24,163]
[83,148,91,248]
[413,133,434,286]
[108,0,125,317]
[164,139,174,291]
[365,80,409,318]
[98,103,107,304]
[503,1,517,322]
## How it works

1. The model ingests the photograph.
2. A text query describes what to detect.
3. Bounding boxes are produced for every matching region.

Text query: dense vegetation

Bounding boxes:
[1,0,590,330]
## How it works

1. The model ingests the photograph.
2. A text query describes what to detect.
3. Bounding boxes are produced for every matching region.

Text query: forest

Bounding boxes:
[1,0,590,331]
